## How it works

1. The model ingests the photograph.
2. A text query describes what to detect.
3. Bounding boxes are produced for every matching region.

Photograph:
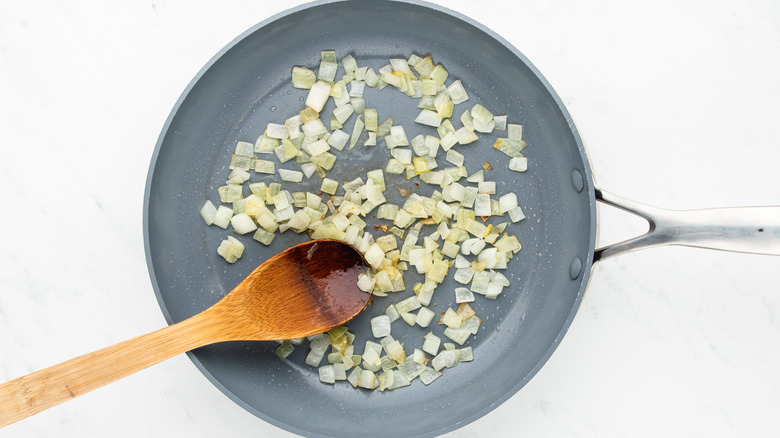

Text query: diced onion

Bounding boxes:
[509,156,528,172]
[370,315,392,338]
[305,81,332,112]
[291,66,316,89]
[203,50,536,394]
[200,200,217,225]
[216,236,244,263]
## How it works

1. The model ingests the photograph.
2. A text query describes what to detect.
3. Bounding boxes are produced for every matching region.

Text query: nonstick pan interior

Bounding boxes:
[144,1,596,436]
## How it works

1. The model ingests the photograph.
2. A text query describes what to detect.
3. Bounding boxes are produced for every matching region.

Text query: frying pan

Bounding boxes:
[143,1,780,437]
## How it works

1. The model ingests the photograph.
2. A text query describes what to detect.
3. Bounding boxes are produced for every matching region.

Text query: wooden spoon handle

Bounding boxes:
[0,311,223,428]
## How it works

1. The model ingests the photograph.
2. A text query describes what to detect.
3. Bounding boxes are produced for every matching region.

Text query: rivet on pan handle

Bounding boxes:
[593,188,780,262]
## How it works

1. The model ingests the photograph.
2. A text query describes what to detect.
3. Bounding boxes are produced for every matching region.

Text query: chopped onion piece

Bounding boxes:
[397,358,425,380]
[473,117,495,134]
[493,115,507,131]
[441,308,462,329]
[252,228,275,246]
[430,64,448,87]
[230,213,257,235]
[458,346,474,362]
[320,178,339,195]
[508,206,526,222]
[274,139,298,163]
[358,369,378,389]
[347,366,362,387]
[395,296,421,314]
[279,169,303,182]
[454,127,478,145]
[474,194,492,217]
[333,104,354,124]
[446,149,465,167]
[234,141,254,157]
[376,117,393,137]
[463,315,481,335]
[291,66,316,89]
[265,123,288,139]
[305,81,332,112]
[319,364,336,384]
[415,307,436,328]
[493,138,526,157]
[389,370,411,389]
[301,162,318,178]
[419,366,442,385]
[364,243,385,270]
[446,79,469,105]
[327,129,350,151]
[455,287,475,303]
[470,271,490,294]
[509,156,528,172]
[350,116,364,149]
[385,304,400,323]
[508,123,523,140]
[443,327,471,345]
[431,349,459,371]
[213,206,234,229]
[318,51,338,82]
[229,154,252,171]
[254,159,275,174]
[216,236,244,263]
[371,315,392,338]
[470,104,494,125]
[200,200,217,225]
[478,181,496,194]
[365,131,377,146]
[499,193,519,213]
[422,332,441,356]
[342,54,358,73]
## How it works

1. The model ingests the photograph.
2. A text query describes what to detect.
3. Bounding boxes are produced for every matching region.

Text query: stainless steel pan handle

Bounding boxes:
[594,189,780,262]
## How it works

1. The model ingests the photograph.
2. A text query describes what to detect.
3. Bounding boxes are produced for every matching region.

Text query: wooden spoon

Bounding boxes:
[0,239,370,428]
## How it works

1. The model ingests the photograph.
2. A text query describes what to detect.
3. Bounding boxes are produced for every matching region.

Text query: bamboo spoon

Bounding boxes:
[0,239,370,428]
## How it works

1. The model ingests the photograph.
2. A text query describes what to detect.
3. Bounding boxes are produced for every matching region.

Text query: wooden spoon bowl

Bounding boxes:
[0,239,370,428]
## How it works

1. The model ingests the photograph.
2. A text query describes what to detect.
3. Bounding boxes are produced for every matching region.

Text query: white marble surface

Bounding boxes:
[2,0,779,436]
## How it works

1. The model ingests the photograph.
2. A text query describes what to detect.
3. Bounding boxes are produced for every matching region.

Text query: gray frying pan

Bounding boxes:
[143,1,780,437]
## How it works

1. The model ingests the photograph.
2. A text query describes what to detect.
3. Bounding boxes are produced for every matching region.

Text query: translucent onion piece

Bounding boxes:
[493,115,507,131]
[454,127,478,145]
[415,307,436,327]
[508,205,526,222]
[252,228,275,246]
[254,159,275,174]
[230,213,257,235]
[213,206,234,229]
[443,327,471,345]
[319,364,336,384]
[320,178,339,195]
[275,341,295,359]
[266,123,288,139]
[305,81,332,112]
[200,200,217,225]
[422,332,441,356]
[415,109,442,127]
[216,236,244,263]
[279,169,303,183]
[291,66,316,89]
[371,315,392,338]
[419,366,442,385]
[509,156,528,172]
[455,287,475,303]
[446,79,469,105]
[507,123,523,140]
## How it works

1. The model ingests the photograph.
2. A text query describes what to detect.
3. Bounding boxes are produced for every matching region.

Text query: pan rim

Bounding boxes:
[142,0,598,436]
